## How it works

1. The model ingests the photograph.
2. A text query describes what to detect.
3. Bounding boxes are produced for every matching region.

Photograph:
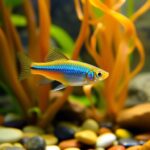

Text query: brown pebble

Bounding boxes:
[126,145,142,150]
[108,145,125,150]
[59,139,80,149]
[98,127,112,135]
[135,134,150,141]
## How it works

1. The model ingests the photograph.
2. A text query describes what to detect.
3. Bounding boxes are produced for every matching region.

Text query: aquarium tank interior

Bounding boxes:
[0,0,150,149]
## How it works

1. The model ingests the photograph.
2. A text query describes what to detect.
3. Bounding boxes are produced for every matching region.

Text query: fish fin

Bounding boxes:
[51,84,66,91]
[45,48,69,62]
[17,52,32,80]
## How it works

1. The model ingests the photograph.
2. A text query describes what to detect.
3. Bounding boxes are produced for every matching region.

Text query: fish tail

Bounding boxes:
[17,52,32,80]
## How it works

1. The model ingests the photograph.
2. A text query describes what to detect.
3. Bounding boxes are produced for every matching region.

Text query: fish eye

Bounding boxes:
[97,72,102,77]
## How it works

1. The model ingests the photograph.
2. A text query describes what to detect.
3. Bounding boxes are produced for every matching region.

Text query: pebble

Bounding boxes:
[108,145,126,150]
[4,113,26,128]
[59,139,80,149]
[23,126,44,134]
[41,134,58,145]
[119,138,139,147]
[98,127,112,135]
[54,123,78,140]
[75,130,97,145]
[115,128,132,139]
[96,133,116,148]
[126,145,142,150]
[46,145,60,150]
[0,127,23,143]
[64,148,80,150]
[81,119,99,132]
[24,136,46,150]
[135,134,150,141]
[0,143,13,149]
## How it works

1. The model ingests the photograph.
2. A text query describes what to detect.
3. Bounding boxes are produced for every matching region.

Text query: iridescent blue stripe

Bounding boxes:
[31,64,89,75]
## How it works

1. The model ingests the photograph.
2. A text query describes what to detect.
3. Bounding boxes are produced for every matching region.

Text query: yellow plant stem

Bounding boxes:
[38,0,51,112]
[0,29,31,114]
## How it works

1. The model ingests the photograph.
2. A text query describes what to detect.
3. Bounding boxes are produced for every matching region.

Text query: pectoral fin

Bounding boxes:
[52,84,66,91]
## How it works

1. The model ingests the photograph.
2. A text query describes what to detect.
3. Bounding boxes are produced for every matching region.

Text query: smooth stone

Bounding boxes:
[4,113,26,128]
[24,136,46,150]
[96,133,116,148]
[46,145,60,150]
[108,145,126,150]
[75,130,97,145]
[13,143,24,148]
[119,138,139,147]
[23,132,39,138]
[64,148,80,150]
[115,128,132,139]
[0,143,13,149]
[81,119,99,132]
[142,140,150,150]
[5,146,25,150]
[0,127,23,143]
[23,126,44,134]
[59,139,80,149]
[126,145,142,150]
[95,148,105,150]
[117,103,150,130]
[135,134,150,141]
[41,134,58,145]
[98,127,112,135]
[54,122,78,140]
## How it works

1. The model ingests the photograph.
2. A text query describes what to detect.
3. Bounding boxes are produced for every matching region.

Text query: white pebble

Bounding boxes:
[46,145,60,150]
[96,133,116,148]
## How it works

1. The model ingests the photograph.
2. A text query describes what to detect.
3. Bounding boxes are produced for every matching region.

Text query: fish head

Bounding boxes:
[86,68,109,83]
[94,68,109,81]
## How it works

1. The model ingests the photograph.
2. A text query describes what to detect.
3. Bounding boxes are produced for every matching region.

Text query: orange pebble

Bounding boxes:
[98,127,112,135]
[108,145,126,150]
[59,139,80,149]
[141,140,150,150]
[126,145,142,150]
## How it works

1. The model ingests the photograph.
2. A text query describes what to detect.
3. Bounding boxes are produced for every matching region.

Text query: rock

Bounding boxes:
[126,145,142,150]
[0,127,23,143]
[118,138,139,147]
[63,148,80,150]
[13,143,24,148]
[41,134,58,145]
[24,136,46,150]
[0,143,13,149]
[23,126,44,134]
[117,103,150,130]
[54,122,78,140]
[64,148,80,150]
[96,133,116,148]
[59,139,80,149]
[75,130,97,145]
[135,134,150,141]
[81,119,99,132]
[126,73,150,107]
[98,127,112,135]
[4,113,26,128]
[46,145,60,150]
[115,128,132,139]
[108,145,126,150]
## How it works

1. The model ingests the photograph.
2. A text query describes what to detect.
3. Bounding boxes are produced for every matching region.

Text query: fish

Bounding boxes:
[18,49,109,91]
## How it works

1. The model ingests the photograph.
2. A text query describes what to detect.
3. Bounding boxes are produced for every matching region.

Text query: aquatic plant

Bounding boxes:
[0,0,149,127]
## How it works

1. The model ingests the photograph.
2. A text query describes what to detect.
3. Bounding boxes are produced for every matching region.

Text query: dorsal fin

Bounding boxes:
[45,48,69,62]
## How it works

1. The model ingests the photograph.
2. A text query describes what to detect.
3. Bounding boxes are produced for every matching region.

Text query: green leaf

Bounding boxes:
[4,0,23,8]
[11,14,27,27]
[50,24,74,56]
[69,95,96,107]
